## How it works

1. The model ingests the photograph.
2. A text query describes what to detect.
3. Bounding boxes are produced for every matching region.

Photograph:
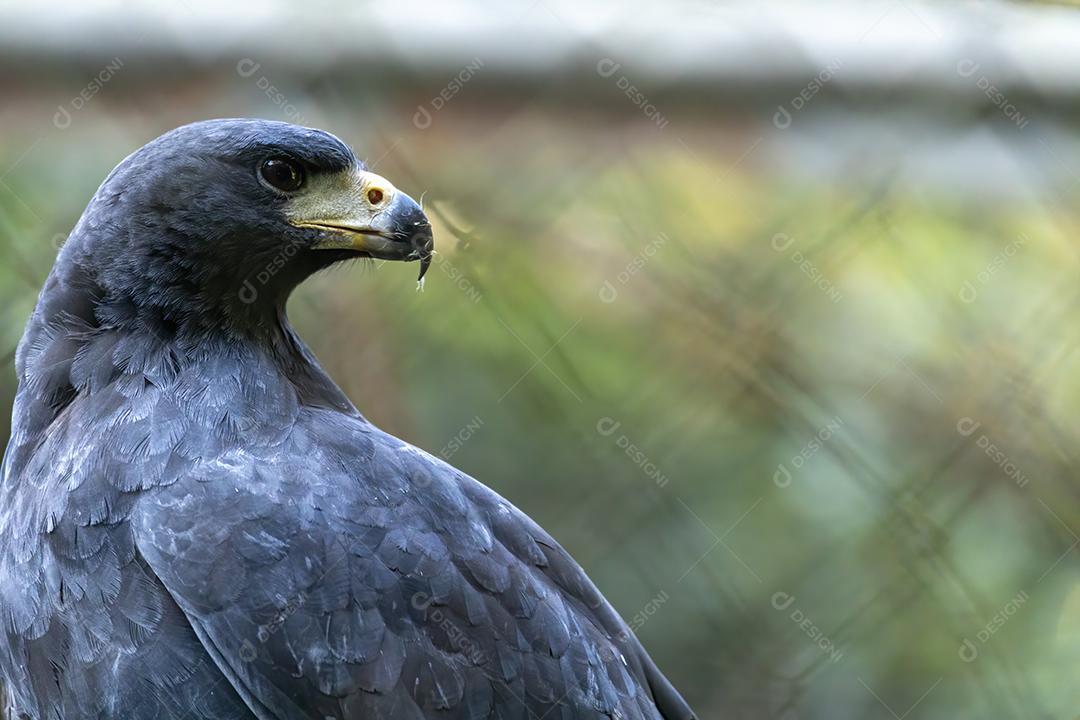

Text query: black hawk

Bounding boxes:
[0,119,696,719]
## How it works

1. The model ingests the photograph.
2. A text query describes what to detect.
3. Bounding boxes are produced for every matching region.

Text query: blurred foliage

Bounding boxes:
[1,43,1079,719]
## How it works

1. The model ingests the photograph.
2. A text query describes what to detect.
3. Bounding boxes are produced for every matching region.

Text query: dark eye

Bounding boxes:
[259,158,304,192]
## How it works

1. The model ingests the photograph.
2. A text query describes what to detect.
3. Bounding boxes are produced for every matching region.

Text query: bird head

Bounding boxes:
[64,119,433,332]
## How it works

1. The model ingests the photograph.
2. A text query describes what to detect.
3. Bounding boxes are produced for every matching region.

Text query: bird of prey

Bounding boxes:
[0,119,696,720]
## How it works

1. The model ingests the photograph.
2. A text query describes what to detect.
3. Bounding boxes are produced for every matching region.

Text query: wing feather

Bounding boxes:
[131,415,693,719]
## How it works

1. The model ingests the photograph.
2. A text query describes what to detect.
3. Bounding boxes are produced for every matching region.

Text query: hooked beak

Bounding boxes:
[288,168,434,281]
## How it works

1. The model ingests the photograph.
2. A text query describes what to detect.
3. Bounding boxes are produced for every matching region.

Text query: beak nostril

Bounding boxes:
[367,188,385,205]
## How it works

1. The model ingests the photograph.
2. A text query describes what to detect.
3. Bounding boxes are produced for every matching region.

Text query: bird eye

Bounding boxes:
[259,158,304,192]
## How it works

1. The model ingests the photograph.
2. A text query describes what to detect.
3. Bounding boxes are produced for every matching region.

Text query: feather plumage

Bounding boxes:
[0,119,695,720]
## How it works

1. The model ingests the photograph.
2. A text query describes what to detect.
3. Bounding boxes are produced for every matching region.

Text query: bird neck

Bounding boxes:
[7,259,359,458]
[261,307,362,417]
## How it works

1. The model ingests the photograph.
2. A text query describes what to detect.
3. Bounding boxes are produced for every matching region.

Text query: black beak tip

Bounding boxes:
[417,254,432,283]
[385,192,434,280]
[412,229,434,282]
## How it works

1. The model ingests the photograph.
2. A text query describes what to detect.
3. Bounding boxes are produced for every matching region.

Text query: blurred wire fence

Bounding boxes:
[1,1,1079,718]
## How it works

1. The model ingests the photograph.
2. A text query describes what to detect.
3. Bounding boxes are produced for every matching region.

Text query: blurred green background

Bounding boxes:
[2,1,1080,717]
